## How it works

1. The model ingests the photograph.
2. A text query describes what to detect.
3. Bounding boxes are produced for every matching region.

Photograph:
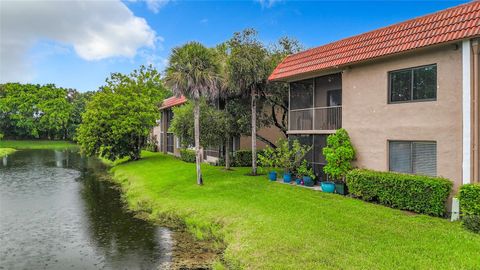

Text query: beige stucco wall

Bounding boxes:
[239,125,286,150]
[342,44,463,191]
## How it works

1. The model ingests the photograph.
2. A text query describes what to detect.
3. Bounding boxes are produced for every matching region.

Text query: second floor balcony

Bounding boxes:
[289,105,342,133]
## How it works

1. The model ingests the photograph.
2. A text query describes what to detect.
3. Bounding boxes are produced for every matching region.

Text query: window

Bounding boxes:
[389,141,437,176]
[389,64,437,103]
[290,79,313,110]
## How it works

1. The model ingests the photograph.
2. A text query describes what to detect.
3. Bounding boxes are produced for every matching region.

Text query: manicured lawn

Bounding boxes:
[111,152,480,270]
[0,148,16,157]
[0,140,77,150]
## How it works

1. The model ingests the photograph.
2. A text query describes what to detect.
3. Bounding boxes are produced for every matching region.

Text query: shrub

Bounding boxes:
[346,169,452,216]
[219,150,264,167]
[276,139,311,173]
[180,149,196,163]
[458,184,480,233]
[258,146,277,169]
[323,128,355,182]
[296,160,315,179]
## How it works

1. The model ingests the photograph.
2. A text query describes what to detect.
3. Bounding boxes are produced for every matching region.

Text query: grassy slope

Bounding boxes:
[111,152,480,270]
[0,148,16,157]
[0,140,77,150]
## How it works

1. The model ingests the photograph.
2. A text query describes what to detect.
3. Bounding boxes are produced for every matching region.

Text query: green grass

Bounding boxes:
[111,152,480,270]
[0,140,77,150]
[0,148,16,157]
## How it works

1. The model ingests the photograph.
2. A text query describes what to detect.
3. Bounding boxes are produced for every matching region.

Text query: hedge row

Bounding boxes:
[219,150,264,167]
[179,149,196,163]
[346,169,452,217]
[458,184,480,233]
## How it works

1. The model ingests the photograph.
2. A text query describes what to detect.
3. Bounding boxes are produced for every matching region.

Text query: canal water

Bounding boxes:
[0,149,174,270]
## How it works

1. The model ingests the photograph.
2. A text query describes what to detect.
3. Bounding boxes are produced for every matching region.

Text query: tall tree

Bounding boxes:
[259,37,303,137]
[77,65,168,161]
[227,29,270,175]
[165,42,222,185]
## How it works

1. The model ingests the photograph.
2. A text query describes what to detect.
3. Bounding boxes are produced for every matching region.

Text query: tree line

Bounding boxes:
[0,83,92,140]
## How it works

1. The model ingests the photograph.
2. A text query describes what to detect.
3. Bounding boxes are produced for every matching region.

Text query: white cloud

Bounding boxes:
[146,0,170,13]
[0,0,158,82]
[256,0,282,8]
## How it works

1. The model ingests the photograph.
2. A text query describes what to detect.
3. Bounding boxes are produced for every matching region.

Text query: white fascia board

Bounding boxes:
[462,39,471,185]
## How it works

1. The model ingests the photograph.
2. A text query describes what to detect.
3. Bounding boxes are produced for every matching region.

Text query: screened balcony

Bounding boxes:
[289,73,342,133]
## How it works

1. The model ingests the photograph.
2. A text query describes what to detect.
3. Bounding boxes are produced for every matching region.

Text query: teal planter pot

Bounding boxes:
[321,181,335,193]
[295,178,302,185]
[283,173,292,183]
[303,176,314,187]
[268,171,277,181]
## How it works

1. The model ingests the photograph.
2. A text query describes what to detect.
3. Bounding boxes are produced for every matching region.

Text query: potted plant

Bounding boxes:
[258,146,278,181]
[297,160,315,187]
[294,169,303,185]
[322,128,356,195]
[276,139,311,183]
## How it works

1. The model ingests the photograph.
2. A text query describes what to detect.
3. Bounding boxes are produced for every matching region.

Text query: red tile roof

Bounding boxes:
[160,95,187,109]
[269,1,480,81]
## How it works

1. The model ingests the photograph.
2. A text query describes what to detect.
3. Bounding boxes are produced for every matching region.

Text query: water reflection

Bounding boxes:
[0,149,172,270]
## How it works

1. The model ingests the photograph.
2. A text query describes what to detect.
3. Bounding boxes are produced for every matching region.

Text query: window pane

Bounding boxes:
[413,65,436,100]
[290,79,313,110]
[289,110,313,130]
[327,90,342,107]
[315,74,341,107]
[412,142,437,176]
[390,70,412,102]
[389,141,412,173]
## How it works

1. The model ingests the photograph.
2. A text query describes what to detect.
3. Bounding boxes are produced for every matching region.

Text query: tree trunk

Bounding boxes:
[225,136,231,170]
[251,87,257,175]
[194,101,203,185]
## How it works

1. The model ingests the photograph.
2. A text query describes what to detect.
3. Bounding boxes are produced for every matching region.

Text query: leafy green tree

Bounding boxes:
[77,65,168,161]
[227,28,270,175]
[0,83,82,139]
[169,101,226,148]
[322,128,356,182]
[165,42,222,185]
[37,84,72,139]
[68,90,93,140]
[259,37,303,137]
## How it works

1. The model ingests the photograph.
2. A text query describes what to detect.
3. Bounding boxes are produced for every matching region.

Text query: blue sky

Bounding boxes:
[0,0,469,92]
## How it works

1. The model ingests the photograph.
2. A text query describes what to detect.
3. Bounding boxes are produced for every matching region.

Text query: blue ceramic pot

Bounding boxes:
[268,171,277,181]
[321,181,336,193]
[295,178,302,185]
[283,172,292,183]
[303,176,314,187]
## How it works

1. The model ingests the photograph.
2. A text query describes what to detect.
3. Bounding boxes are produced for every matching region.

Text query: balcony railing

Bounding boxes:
[289,106,342,132]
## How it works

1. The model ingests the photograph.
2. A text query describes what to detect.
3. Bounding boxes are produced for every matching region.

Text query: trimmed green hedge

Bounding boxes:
[179,149,196,163]
[346,169,452,216]
[219,150,264,167]
[458,184,480,233]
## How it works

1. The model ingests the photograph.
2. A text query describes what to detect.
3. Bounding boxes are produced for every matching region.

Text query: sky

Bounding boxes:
[0,0,470,92]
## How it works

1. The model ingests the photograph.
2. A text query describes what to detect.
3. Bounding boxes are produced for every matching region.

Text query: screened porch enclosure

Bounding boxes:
[289,134,328,181]
[289,73,342,132]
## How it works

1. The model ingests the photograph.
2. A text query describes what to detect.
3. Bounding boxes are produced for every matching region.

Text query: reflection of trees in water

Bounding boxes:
[79,158,163,269]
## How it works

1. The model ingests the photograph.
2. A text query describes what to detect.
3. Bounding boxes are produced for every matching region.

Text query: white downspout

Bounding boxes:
[462,39,472,185]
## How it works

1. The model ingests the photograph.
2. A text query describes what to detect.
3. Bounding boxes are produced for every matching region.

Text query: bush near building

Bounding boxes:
[346,169,452,216]
[459,184,480,233]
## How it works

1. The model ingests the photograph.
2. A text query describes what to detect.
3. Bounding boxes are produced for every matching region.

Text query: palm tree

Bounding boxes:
[165,42,222,185]
[227,29,270,175]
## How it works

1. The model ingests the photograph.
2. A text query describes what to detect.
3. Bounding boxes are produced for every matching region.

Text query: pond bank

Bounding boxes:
[0,148,16,157]
[109,151,480,270]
